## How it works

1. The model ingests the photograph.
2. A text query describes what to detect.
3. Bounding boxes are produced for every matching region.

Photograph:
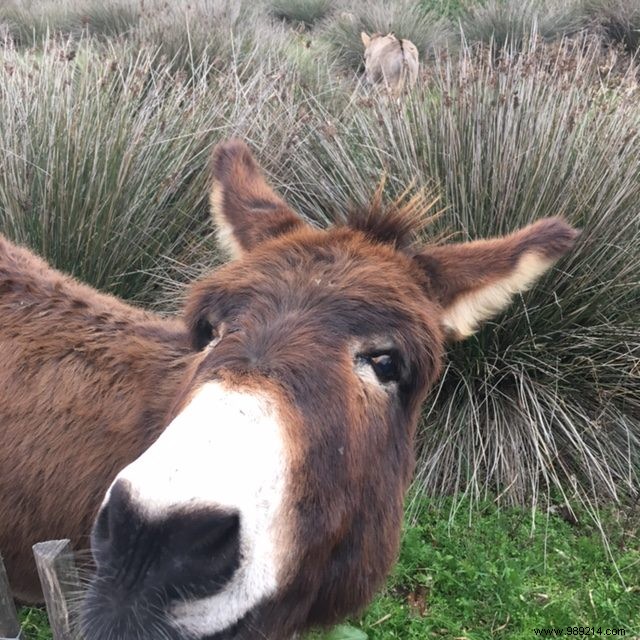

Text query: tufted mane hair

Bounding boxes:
[342,183,440,251]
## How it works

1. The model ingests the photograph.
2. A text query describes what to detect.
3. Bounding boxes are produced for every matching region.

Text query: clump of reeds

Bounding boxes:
[1,1,639,518]
[271,0,336,29]
[0,35,321,303]
[458,0,587,51]
[583,0,640,53]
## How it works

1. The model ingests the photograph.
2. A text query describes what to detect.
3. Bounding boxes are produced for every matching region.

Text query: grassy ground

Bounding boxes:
[355,498,640,639]
[20,497,640,639]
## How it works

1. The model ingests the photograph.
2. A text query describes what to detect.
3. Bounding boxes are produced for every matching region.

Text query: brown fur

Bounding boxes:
[0,236,192,600]
[182,225,444,633]
[0,139,578,639]
[414,218,580,337]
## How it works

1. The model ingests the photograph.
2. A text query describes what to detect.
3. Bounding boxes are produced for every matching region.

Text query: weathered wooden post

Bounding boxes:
[32,540,81,640]
[0,552,20,640]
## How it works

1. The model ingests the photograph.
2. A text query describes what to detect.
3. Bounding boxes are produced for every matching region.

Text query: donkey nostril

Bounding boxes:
[163,509,242,599]
[90,478,242,599]
[83,508,243,640]
[188,511,240,557]
[91,479,140,560]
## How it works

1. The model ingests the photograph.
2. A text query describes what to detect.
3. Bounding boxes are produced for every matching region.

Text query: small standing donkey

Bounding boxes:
[361,31,420,94]
[0,140,578,640]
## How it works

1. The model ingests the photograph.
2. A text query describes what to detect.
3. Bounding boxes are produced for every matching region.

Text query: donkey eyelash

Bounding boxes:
[356,350,404,385]
[206,329,223,350]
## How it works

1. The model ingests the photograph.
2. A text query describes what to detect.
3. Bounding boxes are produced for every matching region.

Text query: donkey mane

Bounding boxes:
[343,186,439,251]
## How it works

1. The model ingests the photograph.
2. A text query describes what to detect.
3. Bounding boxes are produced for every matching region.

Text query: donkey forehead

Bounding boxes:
[231,227,416,276]
[193,229,435,330]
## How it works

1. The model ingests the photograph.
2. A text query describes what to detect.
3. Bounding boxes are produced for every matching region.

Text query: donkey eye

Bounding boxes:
[365,352,402,384]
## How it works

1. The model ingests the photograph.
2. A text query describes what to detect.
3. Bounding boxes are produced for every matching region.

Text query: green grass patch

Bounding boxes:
[307,498,640,639]
[19,607,52,640]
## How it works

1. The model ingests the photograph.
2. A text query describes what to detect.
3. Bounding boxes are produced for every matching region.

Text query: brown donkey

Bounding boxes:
[0,140,578,640]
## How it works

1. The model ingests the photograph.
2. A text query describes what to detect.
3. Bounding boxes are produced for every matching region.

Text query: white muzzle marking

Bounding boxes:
[107,381,288,636]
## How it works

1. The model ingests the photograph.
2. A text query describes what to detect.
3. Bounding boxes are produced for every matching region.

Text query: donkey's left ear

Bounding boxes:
[413,218,580,340]
[209,139,305,259]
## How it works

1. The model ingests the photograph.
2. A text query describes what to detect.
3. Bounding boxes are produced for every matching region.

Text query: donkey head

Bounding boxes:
[84,140,578,640]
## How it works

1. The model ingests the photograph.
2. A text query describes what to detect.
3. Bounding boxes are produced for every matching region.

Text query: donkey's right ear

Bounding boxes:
[361,31,371,47]
[209,139,305,259]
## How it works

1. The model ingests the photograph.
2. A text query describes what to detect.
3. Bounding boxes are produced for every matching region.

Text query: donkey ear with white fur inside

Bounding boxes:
[209,140,305,259]
[413,218,579,339]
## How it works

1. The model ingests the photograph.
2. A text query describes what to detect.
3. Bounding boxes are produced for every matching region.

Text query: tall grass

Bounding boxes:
[459,0,587,50]
[583,0,640,52]
[0,0,278,73]
[0,37,326,303]
[0,0,141,45]
[271,0,336,28]
[458,0,640,53]
[129,0,269,74]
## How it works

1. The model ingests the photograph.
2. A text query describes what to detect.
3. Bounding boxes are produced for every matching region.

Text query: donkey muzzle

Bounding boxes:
[82,479,241,640]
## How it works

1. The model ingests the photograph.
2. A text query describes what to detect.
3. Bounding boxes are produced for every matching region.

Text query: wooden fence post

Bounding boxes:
[32,540,81,640]
[0,552,20,640]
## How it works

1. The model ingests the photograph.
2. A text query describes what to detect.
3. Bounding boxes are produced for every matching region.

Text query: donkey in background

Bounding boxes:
[361,31,420,94]
[0,140,578,640]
